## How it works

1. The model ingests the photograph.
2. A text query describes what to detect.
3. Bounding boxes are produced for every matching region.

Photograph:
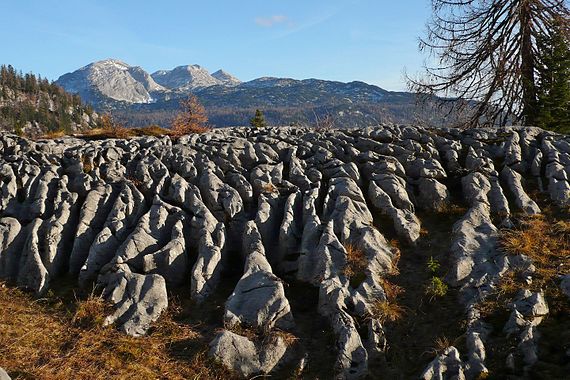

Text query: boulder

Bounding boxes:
[209,330,288,378]
[99,262,168,337]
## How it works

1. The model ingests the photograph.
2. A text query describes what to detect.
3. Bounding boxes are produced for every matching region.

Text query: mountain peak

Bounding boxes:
[212,69,241,86]
[56,59,165,104]
[151,64,219,90]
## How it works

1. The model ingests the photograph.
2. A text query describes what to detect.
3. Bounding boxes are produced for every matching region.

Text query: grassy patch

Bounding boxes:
[80,155,93,174]
[486,214,570,316]
[224,323,298,348]
[368,299,405,324]
[343,243,368,288]
[80,124,173,140]
[0,282,234,380]
[39,130,66,139]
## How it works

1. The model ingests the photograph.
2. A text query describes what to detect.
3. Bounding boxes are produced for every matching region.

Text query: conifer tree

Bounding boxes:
[250,109,267,128]
[536,21,570,133]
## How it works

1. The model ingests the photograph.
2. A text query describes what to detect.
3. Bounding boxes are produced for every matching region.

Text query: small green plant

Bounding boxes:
[426,256,440,274]
[250,109,267,128]
[425,276,448,300]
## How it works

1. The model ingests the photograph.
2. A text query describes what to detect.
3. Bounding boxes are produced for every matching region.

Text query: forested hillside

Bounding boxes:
[0,65,99,137]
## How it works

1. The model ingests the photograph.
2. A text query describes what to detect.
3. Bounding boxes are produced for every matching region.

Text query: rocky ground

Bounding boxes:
[0,125,568,379]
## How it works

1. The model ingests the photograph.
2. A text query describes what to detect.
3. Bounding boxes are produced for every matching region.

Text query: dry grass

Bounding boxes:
[0,283,234,380]
[81,125,175,140]
[368,278,405,324]
[380,279,405,301]
[172,124,211,136]
[480,213,570,317]
[500,215,569,275]
[71,295,108,329]
[131,125,172,137]
[222,323,259,341]
[343,243,368,288]
[261,182,279,194]
[39,130,66,139]
[433,336,452,354]
[498,214,570,314]
[223,323,298,348]
[438,204,468,216]
[270,329,299,348]
[388,239,401,276]
[343,244,368,279]
[368,299,405,324]
[82,127,133,139]
[125,175,144,188]
[80,155,93,174]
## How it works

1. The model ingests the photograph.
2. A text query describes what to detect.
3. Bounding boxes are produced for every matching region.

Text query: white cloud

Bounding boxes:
[255,15,288,27]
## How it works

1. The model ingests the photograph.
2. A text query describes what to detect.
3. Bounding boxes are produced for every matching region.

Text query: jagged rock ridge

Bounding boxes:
[56,59,167,104]
[0,125,568,379]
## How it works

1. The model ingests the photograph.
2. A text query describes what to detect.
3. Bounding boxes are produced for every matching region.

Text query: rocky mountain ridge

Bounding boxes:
[56,59,457,128]
[0,125,568,379]
[56,59,241,105]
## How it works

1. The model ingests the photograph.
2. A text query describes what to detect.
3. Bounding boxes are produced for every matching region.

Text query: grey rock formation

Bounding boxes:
[421,346,466,380]
[99,262,168,337]
[0,125,567,379]
[0,367,10,380]
[209,330,288,377]
[224,221,294,331]
[56,59,166,104]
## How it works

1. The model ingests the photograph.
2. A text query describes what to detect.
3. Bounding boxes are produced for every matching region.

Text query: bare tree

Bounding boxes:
[312,110,337,131]
[409,0,570,127]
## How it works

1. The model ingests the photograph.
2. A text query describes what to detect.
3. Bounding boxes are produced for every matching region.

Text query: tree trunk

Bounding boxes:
[520,0,537,125]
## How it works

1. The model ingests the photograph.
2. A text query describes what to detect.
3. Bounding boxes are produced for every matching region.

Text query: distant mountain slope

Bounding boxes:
[211,69,241,86]
[56,59,458,128]
[0,65,99,136]
[56,59,167,104]
[151,65,237,90]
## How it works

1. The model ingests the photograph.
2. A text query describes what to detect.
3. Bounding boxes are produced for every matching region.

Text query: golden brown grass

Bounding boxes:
[343,244,368,280]
[480,213,570,317]
[80,155,93,174]
[223,323,298,348]
[498,214,570,314]
[39,130,66,139]
[388,239,401,276]
[70,295,108,329]
[368,299,405,324]
[0,283,234,380]
[125,176,145,189]
[270,329,299,348]
[433,336,452,354]
[500,215,569,276]
[366,278,405,324]
[261,182,279,194]
[80,125,176,140]
[380,279,405,301]
[131,125,172,137]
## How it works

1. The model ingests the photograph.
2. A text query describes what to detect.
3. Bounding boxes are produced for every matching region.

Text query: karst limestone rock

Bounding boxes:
[0,125,568,379]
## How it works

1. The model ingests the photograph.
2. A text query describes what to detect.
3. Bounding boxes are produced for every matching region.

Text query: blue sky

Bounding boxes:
[0,0,431,91]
